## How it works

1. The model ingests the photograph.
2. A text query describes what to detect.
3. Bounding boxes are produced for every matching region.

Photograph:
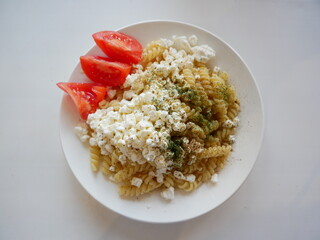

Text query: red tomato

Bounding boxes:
[92,31,143,64]
[57,82,108,120]
[80,55,131,86]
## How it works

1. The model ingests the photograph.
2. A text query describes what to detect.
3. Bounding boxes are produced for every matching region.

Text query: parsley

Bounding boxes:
[217,85,231,102]
[167,137,185,168]
[153,98,163,111]
[191,112,219,134]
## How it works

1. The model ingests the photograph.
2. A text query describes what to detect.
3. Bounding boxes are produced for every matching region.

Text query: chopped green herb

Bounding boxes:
[217,85,231,102]
[191,111,219,134]
[167,137,185,168]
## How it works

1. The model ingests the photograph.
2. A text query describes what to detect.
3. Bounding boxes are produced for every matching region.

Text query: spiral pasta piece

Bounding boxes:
[119,175,162,197]
[98,99,109,109]
[182,68,196,86]
[163,174,176,188]
[114,163,152,183]
[182,161,203,175]
[197,145,232,159]
[196,157,218,182]
[89,146,102,172]
[140,41,166,67]
[212,99,228,122]
[220,155,229,171]
[218,71,229,82]
[227,98,240,120]
[101,157,113,176]
[176,179,199,192]
[215,127,235,143]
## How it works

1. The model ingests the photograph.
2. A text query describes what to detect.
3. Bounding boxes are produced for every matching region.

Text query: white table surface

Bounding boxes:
[1,0,319,239]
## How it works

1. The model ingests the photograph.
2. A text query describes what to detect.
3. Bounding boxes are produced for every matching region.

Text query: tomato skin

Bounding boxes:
[93,31,143,64]
[80,55,131,86]
[57,82,108,120]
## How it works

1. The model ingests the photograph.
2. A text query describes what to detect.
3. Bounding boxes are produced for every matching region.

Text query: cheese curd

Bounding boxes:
[161,186,175,200]
[192,45,215,63]
[211,173,219,184]
[74,124,89,142]
[131,177,143,188]
[223,117,240,128]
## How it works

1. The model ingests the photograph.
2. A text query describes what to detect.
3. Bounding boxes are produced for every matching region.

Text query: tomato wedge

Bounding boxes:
[80,55,131,86]
[57,82,108,120]
[92,31,143,64]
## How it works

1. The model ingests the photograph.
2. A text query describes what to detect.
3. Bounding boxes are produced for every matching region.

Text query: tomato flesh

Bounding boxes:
[80,55,131,86]
[93,31,143,64]
[57,82,107,120]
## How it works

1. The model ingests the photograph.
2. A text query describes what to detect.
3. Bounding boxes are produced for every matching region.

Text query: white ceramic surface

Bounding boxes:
[59,21,264,223]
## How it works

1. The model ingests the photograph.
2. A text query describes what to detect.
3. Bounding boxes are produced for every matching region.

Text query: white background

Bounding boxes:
[0,0,319,239]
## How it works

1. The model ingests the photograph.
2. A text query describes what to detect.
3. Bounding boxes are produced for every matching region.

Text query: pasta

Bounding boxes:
[77,35,240,200]
[114,163,152,183]
[119,175,162,197]
[176,179,199,192]
[89,146,102,172]
[140,40,166,68]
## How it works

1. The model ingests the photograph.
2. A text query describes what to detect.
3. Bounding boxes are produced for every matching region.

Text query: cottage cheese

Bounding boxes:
[223,117,240,128]
[74,123,89,142]
[131,177,143,188]
[188,35,198,47]
[173,171,196,183]
[211,173,219,184]
[173,35,192,53]
[191,45,215,63]
[233,117,240,127]
[213,66,221,73]
[229,135,236,144]
[223,119,234,128]
[160,187,175,200]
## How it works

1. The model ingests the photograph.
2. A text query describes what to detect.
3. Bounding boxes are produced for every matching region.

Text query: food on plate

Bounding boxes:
[92,31,143,64]
[57,82,108,120]
[72,33,240,200]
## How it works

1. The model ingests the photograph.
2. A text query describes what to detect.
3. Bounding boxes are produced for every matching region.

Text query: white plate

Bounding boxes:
[59,20,264,223]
